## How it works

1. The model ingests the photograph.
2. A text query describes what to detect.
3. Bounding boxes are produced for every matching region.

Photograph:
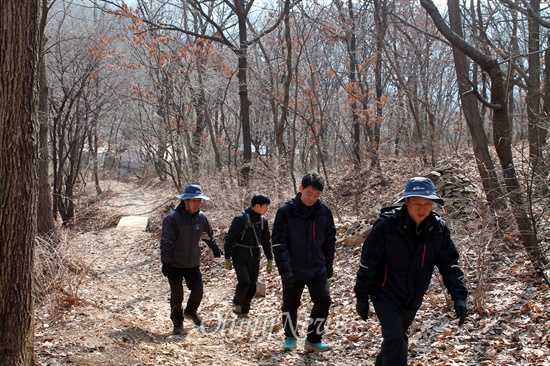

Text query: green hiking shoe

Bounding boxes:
[283,337,297,351]
[304,339,331,352]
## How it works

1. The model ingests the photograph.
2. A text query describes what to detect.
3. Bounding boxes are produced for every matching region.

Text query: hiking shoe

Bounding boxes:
[172,322,183,335]
[233,309,249,318]
[304,339,331,352]
[183,312,203,326]
[233,305,249,318]
[283,337,297,351]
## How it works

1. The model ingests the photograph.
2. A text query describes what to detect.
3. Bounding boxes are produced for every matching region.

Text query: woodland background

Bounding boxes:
[1,0,550,364]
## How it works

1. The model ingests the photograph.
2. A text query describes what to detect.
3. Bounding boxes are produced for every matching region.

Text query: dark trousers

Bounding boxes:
[281,272,331,343]
[232,246,261,313]
[373,297,418,366]
[168,266,203,324]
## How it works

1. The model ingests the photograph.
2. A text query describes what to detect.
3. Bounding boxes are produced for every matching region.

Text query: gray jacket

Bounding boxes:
[160,203,220,268]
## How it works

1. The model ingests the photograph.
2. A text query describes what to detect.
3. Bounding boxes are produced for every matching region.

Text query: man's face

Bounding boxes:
[405,196,433,225]
[254,203,269,215]
[299,185,322,207]
[185,198,202,214]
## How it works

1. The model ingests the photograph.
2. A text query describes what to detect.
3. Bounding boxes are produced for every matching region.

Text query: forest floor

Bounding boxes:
[33,161,550,365]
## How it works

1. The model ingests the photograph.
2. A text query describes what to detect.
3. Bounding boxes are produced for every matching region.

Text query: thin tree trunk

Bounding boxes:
[37,48,57,234]
[447,0,505,211]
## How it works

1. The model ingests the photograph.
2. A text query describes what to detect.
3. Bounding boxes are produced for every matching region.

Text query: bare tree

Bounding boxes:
[446,0,505,211]
[421,0,547,280]
[101,0,299,186]
[0,0,40,364]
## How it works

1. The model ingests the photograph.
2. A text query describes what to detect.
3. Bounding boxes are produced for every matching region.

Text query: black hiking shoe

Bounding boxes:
[184,312,203,327]
[172,322,183,335]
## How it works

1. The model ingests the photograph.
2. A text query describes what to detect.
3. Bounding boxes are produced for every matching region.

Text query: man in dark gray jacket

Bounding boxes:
[160,184,221,334]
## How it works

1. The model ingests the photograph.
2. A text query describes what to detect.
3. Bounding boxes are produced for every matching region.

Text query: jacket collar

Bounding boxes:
[175,202,200,218]
[244,206,262,221]
[291,192,321,218]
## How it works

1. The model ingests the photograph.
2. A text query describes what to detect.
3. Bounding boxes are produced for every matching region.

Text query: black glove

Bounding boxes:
[281,272,295,288]
[356,301,369,321]
[212,246,222,258]
[326,263,333,279]
[454,299,467,326]
[161,263,172,277]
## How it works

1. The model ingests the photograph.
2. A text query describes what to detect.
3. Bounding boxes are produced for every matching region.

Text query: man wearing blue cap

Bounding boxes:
[160,184,222,334]
[354,177,467,365]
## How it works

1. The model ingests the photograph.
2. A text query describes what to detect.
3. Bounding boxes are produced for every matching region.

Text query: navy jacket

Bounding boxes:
[354,205,467,309]
[160,202,219,268]
[272,193,336,281]
[224,206,273,260]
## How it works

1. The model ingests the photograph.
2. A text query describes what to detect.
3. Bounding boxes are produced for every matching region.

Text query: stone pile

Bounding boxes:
[425,164,481,218]
[337,163,482,248]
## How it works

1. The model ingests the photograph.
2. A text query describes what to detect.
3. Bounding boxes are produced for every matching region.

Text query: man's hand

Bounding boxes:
[356,301,369,321]
[161,263,172,277]
[281,272,295,288]
[224,259,233,270]
[266,260,273,274]
[212,246,222,258]
[454,299,467,326]
[326,263,333,279]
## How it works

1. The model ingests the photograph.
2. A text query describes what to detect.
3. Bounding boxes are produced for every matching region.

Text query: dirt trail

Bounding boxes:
[35,180,336,366]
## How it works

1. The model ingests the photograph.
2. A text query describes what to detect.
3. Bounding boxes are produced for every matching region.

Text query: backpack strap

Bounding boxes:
[238,213,261,247]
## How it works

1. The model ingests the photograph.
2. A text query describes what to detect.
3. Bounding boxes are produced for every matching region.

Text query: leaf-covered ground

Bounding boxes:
[34,165,550,365]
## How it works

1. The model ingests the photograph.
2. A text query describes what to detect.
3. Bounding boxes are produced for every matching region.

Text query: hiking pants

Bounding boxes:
[232,245,261,314]
[373,297,418,366]
[168,266,203,323]
[281,272,331,343]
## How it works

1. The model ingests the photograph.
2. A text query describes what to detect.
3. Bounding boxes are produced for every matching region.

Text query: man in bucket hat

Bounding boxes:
[354,177,467,365]
[160,184,222,334]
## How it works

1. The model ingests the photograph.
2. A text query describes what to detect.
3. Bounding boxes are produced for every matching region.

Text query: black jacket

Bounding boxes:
[224,206,272,260]
[160,202,219,268]
[272,193,336,281]
[354,205,467,309]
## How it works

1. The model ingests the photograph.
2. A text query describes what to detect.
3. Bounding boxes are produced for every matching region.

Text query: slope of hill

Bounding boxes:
[34,162,550,365]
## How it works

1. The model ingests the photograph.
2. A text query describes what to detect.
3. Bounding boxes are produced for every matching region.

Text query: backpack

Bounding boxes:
[238,213,263,246]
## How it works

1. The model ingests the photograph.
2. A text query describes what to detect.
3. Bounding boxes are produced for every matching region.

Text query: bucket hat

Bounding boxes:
[178,184,210,201]
[395,177,444,206]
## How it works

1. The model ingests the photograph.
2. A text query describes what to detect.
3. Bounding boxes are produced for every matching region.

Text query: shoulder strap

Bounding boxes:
[239,213,261,246]
[239,213,251,241]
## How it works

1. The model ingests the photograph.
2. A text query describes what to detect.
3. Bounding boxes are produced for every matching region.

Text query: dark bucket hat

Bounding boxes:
[178,184,210,201]
[395,177,444,206]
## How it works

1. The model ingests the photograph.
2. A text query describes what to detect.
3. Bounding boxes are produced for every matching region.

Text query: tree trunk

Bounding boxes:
[422,0,543,267]
[526,0,547,185]
[234,0,252,187]
[277,9,292,163]
[37,48,57,234]
[372,0,386,169]
[447,0,505,211]
[0,0,40,364]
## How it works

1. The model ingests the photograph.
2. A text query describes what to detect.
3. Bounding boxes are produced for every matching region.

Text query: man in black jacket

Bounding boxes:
[160,184,222,334]
[272,173,336,352]
[354,177,467,365]
[224,194,273,318]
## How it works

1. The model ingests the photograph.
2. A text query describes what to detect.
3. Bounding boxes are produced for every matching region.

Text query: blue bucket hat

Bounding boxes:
[395,177,444,206]
[178,184,210,201]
